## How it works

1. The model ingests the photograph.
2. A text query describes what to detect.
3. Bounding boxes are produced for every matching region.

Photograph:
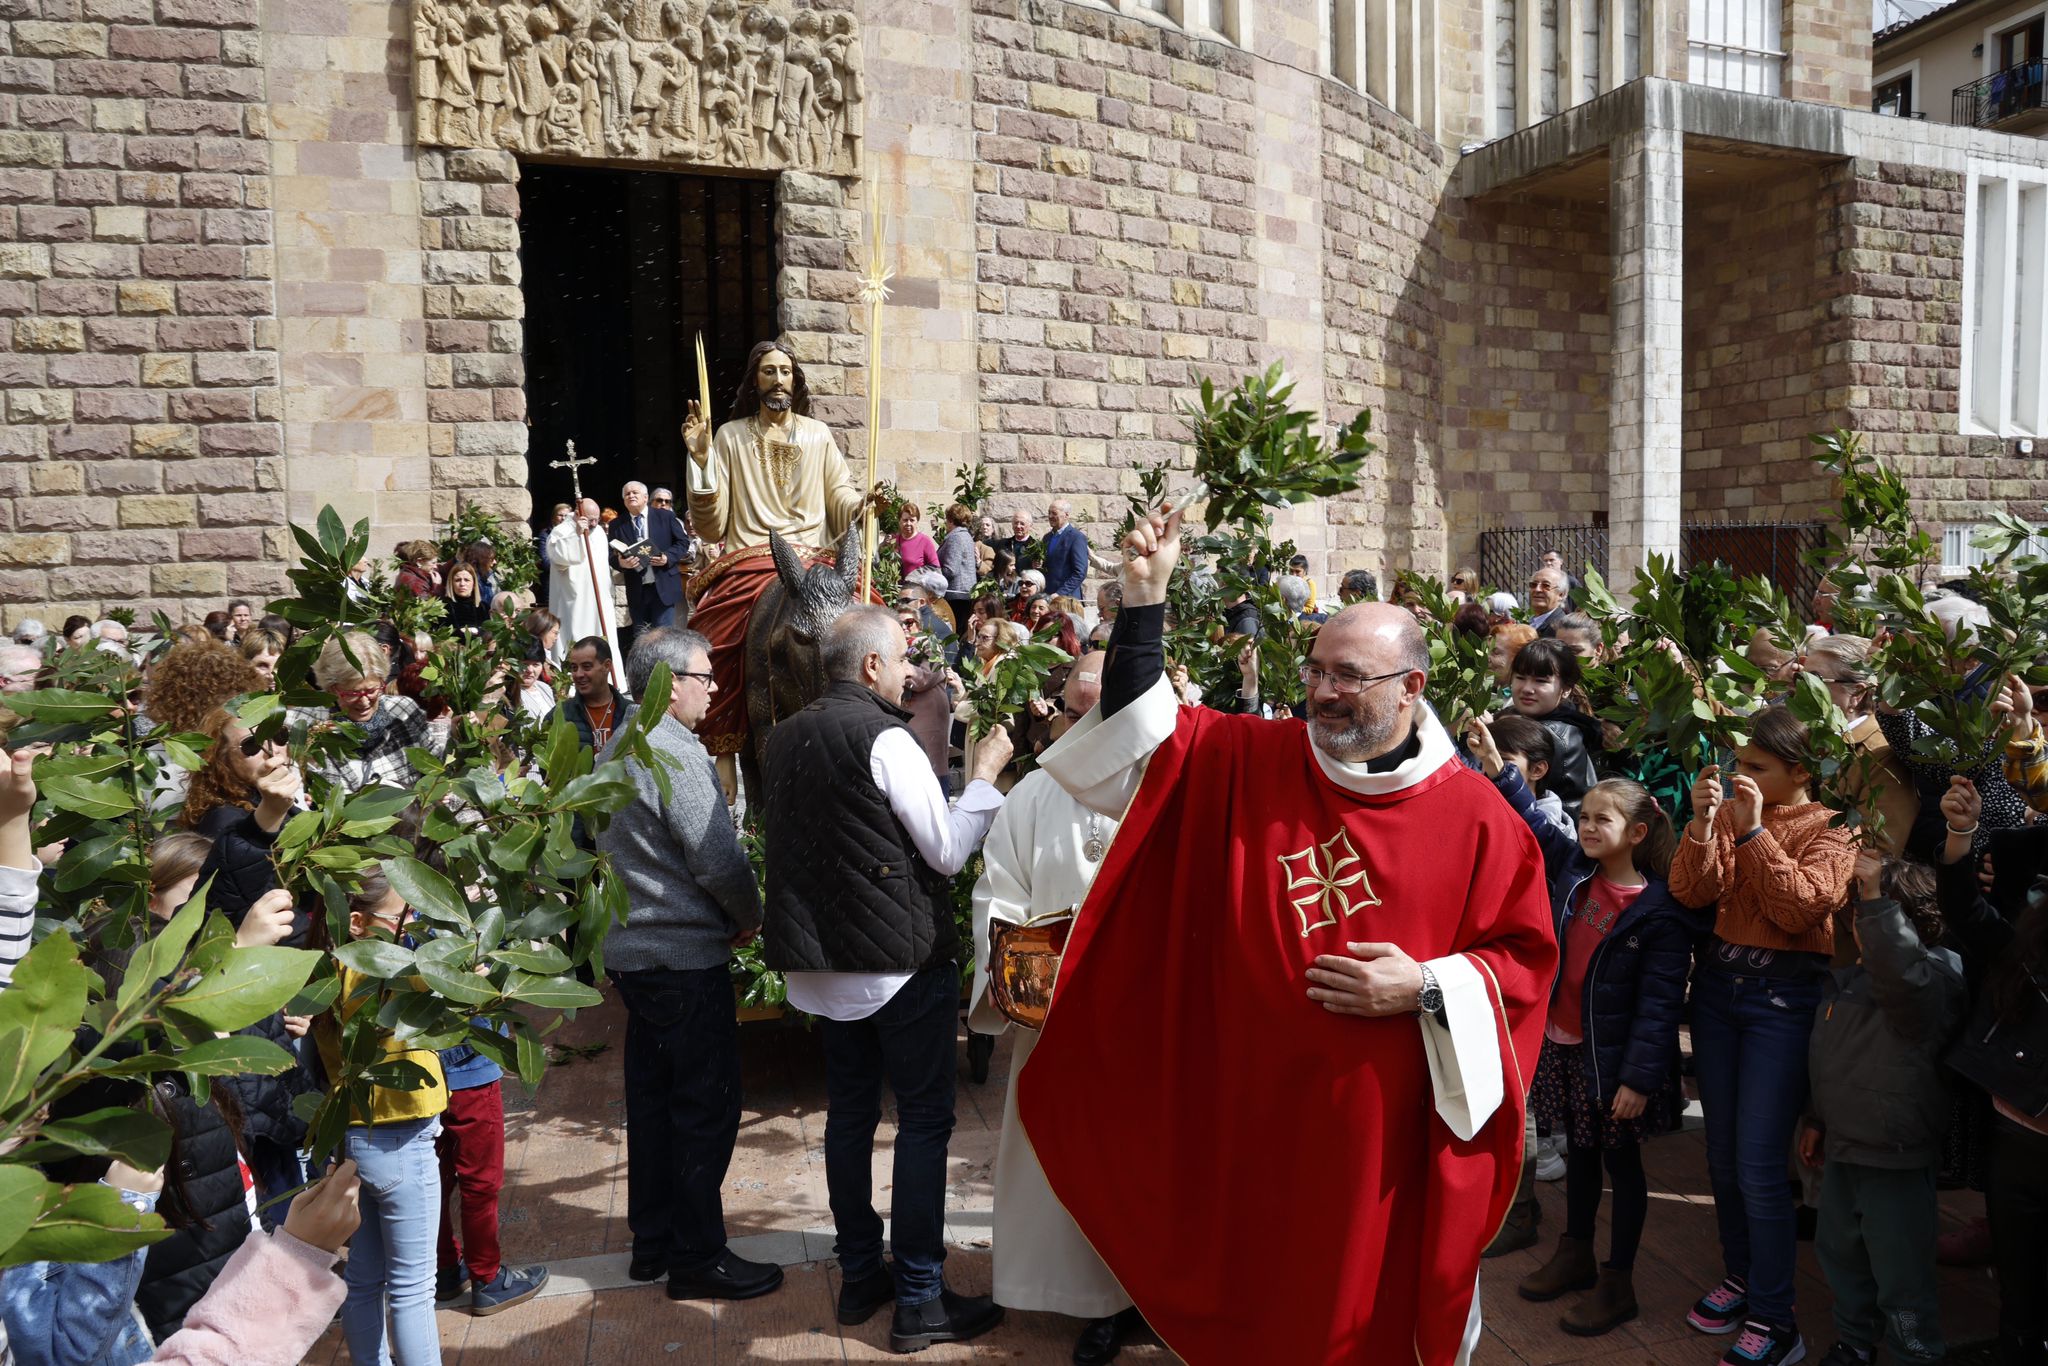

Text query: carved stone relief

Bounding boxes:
[412,0,863,174]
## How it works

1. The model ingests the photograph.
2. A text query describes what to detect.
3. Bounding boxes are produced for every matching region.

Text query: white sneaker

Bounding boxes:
[1535,1134,1566,1182]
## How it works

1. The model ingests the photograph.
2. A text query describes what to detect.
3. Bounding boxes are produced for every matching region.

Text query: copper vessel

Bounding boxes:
[988,913,1075,1031]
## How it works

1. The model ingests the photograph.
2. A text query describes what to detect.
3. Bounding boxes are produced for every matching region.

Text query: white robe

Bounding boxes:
[1039,678,1508,1362]
[970,769,1130,1319]
[546,520,623,687]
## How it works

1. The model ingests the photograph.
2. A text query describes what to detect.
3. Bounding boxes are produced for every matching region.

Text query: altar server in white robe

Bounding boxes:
[970,653,1143,1366]
[547,497,624,687]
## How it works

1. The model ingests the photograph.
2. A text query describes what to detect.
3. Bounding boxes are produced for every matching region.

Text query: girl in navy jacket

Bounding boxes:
[1469,718,1701,1338]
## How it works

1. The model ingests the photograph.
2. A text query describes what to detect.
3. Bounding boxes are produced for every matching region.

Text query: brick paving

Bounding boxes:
[306,997,2000,1365]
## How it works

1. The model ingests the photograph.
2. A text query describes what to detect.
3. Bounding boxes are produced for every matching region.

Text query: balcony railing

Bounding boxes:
[1954,59,2047,129]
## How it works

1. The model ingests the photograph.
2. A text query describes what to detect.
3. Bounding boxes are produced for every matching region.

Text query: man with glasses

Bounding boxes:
[595,627,776,1304]
[1016,506,1557,1366]
[1041,498,1089,599]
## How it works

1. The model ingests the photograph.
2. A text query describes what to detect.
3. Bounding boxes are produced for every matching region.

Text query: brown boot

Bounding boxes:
[1559,1266,1638,1336]
[1517,1235,1597,1302]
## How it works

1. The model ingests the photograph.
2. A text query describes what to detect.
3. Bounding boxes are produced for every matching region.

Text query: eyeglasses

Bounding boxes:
[236,732,284,758]
[334,685,381,703]
[1298,664,1412,695]
[653,497,672,506]
[677,670,715,687]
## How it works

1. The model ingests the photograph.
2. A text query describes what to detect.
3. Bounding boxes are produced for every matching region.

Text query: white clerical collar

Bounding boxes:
[1308,705,1457,796]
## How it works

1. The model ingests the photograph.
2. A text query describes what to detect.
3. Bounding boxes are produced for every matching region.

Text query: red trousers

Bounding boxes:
[435,1081,506,1283]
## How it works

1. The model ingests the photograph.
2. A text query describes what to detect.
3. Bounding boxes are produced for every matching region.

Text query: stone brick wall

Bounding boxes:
[970,0,1263,561]
[418,146,526,527]
[1781,0,1870,110]
[1816,158,2038,539]
[0,0,282,625]
[1319,80,1457,581]
[1438,193,1612,567]
[1682,164,1828,517]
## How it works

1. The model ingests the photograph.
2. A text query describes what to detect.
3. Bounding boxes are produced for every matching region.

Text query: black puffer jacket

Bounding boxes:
[1532,706,1602,821]
[134,1075,252,1340]
[218,1011,316,1155]
[1495,765,1704,1100]
[761,682,953,972]
[192,806,311,949]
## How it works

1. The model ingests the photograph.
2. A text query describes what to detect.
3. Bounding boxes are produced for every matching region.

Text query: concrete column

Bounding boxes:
[1607,114,1683,583]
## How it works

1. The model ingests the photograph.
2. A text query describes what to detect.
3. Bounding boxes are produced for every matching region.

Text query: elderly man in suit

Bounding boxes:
[612,480,692,636]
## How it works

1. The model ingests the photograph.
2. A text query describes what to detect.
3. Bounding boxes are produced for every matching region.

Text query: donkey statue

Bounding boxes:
[738,520,868,808]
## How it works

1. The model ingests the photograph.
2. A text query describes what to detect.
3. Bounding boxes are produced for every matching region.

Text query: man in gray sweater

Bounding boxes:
[596,627,776,1303]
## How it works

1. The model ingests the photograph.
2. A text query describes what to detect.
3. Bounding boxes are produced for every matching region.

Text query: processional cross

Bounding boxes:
[550,440,598,501]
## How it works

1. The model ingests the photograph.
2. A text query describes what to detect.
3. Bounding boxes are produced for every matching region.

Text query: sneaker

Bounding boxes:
[435,1262,471,1303]
[1687,1276,1749,1334]
[1535,1134,1566,1183]
[1719,1320,1806,1366]
[1813,1342,1873,1366]
[471,1265,550,1317]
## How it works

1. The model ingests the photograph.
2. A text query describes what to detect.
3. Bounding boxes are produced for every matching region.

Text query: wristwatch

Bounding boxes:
[1417,963,1445,1019]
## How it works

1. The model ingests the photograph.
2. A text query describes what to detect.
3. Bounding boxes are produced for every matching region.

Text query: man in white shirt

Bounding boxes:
[758,605,1013,1355]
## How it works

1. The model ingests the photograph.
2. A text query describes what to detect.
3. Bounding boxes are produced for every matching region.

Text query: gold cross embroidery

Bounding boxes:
[1277,829,1382,938]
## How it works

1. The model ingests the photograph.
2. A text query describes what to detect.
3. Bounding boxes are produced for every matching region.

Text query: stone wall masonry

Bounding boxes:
[1682,164,1828,518]
[0,0,283,624]
[1814,158,2041,538]
[1319,80,1457,581]
[1437,191,1612,569]
[970,0,1265,566]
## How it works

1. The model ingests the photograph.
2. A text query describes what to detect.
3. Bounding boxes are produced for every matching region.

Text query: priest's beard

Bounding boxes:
[1308,689,1406,764]
[761,389,793,413]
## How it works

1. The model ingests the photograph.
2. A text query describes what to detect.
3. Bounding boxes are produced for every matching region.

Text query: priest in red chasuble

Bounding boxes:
[1020,507,1558,1366]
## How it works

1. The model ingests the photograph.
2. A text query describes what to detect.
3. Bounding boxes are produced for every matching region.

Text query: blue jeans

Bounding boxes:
[1690,969,1823,1330]
[611,965,741,1272]
[344,1117,444,1366]
[817,964,959,1306]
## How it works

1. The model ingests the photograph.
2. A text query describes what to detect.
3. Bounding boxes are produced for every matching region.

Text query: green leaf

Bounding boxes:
[362,1057,438,1091]
[334,938,417,979]
[284,973,341,1018]
[164,946,319,1032]
[2,689,123,724]
[53,833,136,894]
[37,774,136,820]
[0,934,89,1111]
[500,971,602,1010]
[159,737,205,772]
[490,943,570,974]
[383,856,469,930]
[486,824,543,873]
[415,958,497,1006]
[23,1106,174,1168]
[171,1035,297,1077]
[0,1179,169,1268]
[0,1166,54,1264]
[513,1024,546,1087]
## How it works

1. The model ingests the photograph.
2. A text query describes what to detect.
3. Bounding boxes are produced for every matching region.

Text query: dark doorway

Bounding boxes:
[520,163,779,526]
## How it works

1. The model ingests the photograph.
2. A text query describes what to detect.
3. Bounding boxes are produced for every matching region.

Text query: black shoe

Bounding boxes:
[1073,1307,1143,1365]
[1482,1199,1541,1259]
[435,1261,470,1302]
[627,1255,668,1283]
[888,1287,1004,1354]
[837,1265,897,1326]
[665,1249,784,1302]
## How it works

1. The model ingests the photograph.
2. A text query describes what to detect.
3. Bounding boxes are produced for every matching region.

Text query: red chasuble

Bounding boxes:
[1018,704,1556,1365]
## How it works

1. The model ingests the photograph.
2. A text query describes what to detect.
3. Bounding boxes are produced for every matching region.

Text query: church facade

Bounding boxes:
[0,0,2044,625]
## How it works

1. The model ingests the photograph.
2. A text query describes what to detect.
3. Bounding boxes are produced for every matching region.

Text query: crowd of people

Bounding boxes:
[3,496,2047,1366]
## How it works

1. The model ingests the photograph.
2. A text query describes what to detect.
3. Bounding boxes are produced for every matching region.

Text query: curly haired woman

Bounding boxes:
[144,639,263,814]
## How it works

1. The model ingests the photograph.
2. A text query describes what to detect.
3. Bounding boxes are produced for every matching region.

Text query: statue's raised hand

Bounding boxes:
[682,400,710,468]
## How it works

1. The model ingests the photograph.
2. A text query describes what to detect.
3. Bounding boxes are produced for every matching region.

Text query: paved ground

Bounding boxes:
[306,998,2001,1364]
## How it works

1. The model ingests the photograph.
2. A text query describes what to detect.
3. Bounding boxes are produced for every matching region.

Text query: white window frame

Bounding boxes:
[1944,523,2048,572]
[1872,58,1920,115]
[1983,1,2048,75]
[1687,0,1784,95]
[1960,159,2048,438]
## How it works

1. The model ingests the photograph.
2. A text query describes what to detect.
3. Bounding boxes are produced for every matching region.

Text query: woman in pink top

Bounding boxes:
[895,504,940,576]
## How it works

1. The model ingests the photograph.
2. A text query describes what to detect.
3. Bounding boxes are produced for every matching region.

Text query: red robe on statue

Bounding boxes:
[1020,686,1556,1365]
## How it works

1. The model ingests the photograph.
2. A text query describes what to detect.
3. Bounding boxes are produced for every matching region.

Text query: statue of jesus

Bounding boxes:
[681,339,869,758]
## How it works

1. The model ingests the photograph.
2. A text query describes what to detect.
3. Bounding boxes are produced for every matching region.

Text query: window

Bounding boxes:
[1960,160,2048,437]
[1872,71,1912,115]
[1688,0,1782,94]
[1944,524,2048,568]
[1578,0,1604,103]
[1998,15,2044,69]
[1621,0,1642,85]
[1490,0,1517,135]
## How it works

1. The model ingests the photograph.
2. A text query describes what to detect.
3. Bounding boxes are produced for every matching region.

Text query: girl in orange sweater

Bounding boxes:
[1670,705,1855,1366]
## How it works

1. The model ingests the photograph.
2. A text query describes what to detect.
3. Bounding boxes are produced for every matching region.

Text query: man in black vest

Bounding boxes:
[761,605,1013,1354]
